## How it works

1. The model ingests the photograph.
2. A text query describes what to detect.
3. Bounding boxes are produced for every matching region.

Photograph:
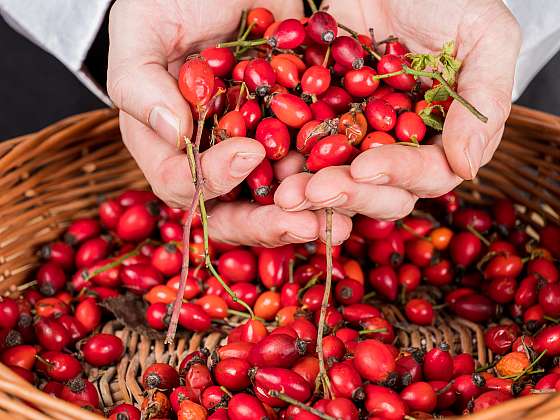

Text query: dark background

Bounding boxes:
[0,16,559,140]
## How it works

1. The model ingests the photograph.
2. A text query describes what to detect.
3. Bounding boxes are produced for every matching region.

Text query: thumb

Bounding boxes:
[442,5,521,180]
[107,1,193,146]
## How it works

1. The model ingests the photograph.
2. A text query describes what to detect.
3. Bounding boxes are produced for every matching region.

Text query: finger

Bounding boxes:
[275,172,313,211]
[208,201,319,247]
[350,144,462,198]
[273,151,306,181]
[121,113,265,206]
[316,210,353,245]
[443,3,521,179]
[258,0,305,20]
[107,0,193,146]
[320,0,368,34]
[305,166,418,220]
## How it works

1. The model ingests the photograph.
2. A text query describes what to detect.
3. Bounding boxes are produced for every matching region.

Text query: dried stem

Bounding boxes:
[371,66,488,123]
[268,390,335,420]
[306,0,318,13]
[316,207,334,398]
[337,22,381,60]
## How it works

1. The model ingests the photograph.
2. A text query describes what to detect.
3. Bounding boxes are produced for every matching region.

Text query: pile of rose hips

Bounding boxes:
[0,186,559,419]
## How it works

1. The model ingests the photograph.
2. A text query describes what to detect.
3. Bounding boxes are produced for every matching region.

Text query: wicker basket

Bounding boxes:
[0,106,559,419]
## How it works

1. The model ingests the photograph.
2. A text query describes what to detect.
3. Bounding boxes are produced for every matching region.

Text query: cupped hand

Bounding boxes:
[275,0,521,221]
[108,0,353,246]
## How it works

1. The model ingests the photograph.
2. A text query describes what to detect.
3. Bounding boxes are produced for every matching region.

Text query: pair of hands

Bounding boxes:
[107,0,521,247]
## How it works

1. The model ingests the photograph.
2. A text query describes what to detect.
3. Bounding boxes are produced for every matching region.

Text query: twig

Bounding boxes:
[306,0,318,13]
[316,207,334,398]
[337,23,381,60]
[268,390,335,420]
[371,66,488,123]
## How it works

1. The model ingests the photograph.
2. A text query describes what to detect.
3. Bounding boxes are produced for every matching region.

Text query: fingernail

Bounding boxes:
[285,199,310,212]
[355,173,390,184]
[465,134,485,179]
[315,193,348,208]
[230,152,263,176]
[281,232,318,243]
[149,106,181,145]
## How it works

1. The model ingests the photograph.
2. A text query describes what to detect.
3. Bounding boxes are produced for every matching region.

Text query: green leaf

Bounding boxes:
[438,41,462,84]
[424,85,449,103]
[419,105,445,131]
[407,53,438,71]
[441,40,456,57]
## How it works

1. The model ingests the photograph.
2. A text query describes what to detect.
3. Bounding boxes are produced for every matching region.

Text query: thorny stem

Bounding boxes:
[337,22,382,60]
[306,0,318,13]
[268,390,335,420]
[316,207,334,398]
[371,66,488,123]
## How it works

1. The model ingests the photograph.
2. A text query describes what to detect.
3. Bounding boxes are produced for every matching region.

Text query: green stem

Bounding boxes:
[84,240,153,280]
[544,316,560,324]
[371,66,488,123]
[268,391,335,420]
[359,328,387,335]
[316,207,334,398]
[337,23,381,60]
[235,10,248,55]
[513,350,547,381]
[218,38,268,48]
[227,309,262,321]
[362,290,377,302]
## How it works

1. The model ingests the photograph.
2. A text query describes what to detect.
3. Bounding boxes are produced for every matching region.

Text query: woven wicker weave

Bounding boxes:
[0,106,559,419]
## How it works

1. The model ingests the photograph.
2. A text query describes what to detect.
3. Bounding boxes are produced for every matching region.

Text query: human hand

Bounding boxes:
[275,0,521,220]
[107,0,353,246]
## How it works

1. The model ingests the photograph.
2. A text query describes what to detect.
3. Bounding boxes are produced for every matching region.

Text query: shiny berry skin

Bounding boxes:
[377,54,416,91]
[353,339,396,383]
[248,333,306,368]
[82,333,124,367]
[178,56,215,107]
[422,343,453,382]
[339,110,368,145]
[151,244,182,276]
[385,92,413,112]
[365,98,397,131]
[143,363,180,390]
[301,65,331,96]
[232,60,249,82]
[146,302,168,330]
[450,294,496,323]
[400,381,437,413]
[64,218,100,245]
[319,86,352,114]
[74,297,102,332]
[528,258,558,284]
[246,159,274,201]
[395,111,427,142]
[385,40,408,56]
[306,134,353,172]
[218,249,256,283]
[0,298,19,330]
[306,11,338,44]
[75,236,111,269]
[270,56,299,89]
[109,404,141,420]
[450,231,482,267]
[244,58,276,96]
[270,93,312,128]
[255,117,291,160]
[364,385,406,420]
[238,99,262,132]
[34,317,70,351]
[36,351,82,381]
[214,357,251,391]
[335,278,364,305]
[60,377,100,407]
[217,110,247,138]
[270,18,306,49]
[405,298,434,326]
[178,302,212,332]
[539,283,560,317]
[343,66,379,97]
[120,264,164,295]
[253,367,311,407]
[368,265,398,301]
[332,36,364,69]
[116,203,157,242]
[40,241,74,271]
[228,393,268,420]
[484,324,517,355]
[487,276,516,304]
[201,47,235,77]
[247,7,274,36]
